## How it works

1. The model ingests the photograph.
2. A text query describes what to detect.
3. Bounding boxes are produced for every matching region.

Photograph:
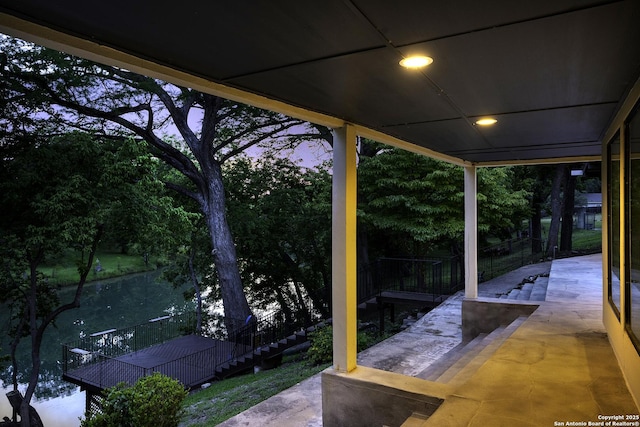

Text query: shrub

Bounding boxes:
[307,326,333,365]
[81,372,188,427]
[307,325,380,365]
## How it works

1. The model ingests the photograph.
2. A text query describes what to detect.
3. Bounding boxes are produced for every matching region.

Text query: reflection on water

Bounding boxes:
[0,389,84,427]
[0,270,194,425]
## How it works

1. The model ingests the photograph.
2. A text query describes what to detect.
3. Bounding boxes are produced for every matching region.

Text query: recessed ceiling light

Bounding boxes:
[475,118,497,126]
[399,56,433,69]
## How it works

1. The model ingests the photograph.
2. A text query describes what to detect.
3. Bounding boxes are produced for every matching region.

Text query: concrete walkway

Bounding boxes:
[422,254,638,426]
[215,255,638,426]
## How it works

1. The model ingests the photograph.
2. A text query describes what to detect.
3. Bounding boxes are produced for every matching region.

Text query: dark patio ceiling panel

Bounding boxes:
[402,2,640,117]
[381,119,490,154]
[479,103,617,149]
[353,0,606,46]
[229,47,462,127]
[452,140,602,163]
[0,0,386,80]
[380,104,610,163]
[1,0,639,164]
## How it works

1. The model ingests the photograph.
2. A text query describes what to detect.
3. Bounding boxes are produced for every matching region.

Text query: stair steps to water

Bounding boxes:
[214,322,326,380]
[506,289,520,299]
[443,315,528,387]
[416,315,528,386]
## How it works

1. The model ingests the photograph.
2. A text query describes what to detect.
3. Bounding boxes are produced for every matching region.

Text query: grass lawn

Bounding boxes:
[39,249,161,286]
[539,214,602,253]
[180,355,329,426]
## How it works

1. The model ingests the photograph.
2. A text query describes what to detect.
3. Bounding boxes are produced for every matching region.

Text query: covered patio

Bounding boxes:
[221,254,637,426]
[1,1,639,425]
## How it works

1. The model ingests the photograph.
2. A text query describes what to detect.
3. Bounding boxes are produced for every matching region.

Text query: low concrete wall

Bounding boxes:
[462,297,539,342]
[322,366,451,427]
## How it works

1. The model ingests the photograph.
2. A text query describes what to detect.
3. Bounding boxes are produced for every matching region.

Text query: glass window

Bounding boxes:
[628,105,640,347]
[609,133,622,317]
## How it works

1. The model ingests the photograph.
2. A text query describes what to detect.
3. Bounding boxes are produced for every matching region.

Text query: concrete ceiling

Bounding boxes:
[1,0,639,164]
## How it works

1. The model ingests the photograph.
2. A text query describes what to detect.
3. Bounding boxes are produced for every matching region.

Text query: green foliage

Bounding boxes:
[307,326,334,365]
[357,146,530,256]
[0,346,8,370]
[307,326,380,365]
[224,154,332,318]
[2,34,331,325]
[81,372,188,427]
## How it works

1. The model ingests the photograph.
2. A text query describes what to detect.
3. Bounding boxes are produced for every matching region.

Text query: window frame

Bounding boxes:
[608,130,622,320]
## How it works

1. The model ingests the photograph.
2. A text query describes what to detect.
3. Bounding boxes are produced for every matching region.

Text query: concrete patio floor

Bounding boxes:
[215,254,639,426]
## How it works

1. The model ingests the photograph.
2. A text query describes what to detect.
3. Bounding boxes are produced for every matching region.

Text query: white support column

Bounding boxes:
[331,124,358,373]
[464,165,478,299]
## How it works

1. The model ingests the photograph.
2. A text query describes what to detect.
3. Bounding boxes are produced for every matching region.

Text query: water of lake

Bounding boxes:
[0,270,195,426]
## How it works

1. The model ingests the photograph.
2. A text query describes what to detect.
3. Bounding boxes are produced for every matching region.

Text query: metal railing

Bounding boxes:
[65,338,253,390]
[357,237,547,304]
[478,238,544,282]
[62,312,196,372]
[358,258,450,304]
[62,307,321,389]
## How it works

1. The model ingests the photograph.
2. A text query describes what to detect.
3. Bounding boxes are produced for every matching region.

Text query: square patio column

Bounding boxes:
[464,165,478,299]
[331,124,358,372]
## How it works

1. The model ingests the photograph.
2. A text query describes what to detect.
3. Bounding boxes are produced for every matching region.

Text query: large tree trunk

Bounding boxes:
[202,162,252,333]
[531,191,544,255]
[20,261,42,427]
[546,164,565,257]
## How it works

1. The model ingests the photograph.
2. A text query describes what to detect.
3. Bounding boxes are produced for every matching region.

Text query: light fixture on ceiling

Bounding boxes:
[475,118,497,126]
[399,55,433,69]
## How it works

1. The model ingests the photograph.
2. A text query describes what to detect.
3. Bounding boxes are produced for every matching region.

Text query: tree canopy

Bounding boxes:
[357,146,530,257]
[224,155,332,320]
[0,130,188,424]
[0,34,329,327]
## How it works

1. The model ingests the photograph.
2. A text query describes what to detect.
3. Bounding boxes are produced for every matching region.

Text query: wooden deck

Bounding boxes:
[63,335,252,392]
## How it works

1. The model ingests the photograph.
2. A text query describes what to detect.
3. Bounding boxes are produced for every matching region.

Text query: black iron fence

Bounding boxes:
[62,307,320,389]
[64,337,251,391]
[358,258,444,303]
[62,312,197,371]
[358,237,546,304]
[478,238,544,282]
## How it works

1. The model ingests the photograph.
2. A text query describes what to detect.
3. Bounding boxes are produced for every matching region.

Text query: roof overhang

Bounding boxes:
[1,0,639,166]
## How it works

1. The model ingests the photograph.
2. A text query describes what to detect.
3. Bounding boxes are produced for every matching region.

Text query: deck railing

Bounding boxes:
[65,338,253,390]
[358,258,453,304]
[62,307,320,389]
[357,237,548,304]
[478,237,544,282]
[62,311,197,373]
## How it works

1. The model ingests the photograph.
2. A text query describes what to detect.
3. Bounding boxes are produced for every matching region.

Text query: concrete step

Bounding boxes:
[529,277,549,301]
[357,297,378,311]
[506,288,520,299]
[445,315,528,387]
[435,325,506,383]
[516,283,533,300]
[399,411,429,427]
[416,315,528,386]
[416,333,488,381]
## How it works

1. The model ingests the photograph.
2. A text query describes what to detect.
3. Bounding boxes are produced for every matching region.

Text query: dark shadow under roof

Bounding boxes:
[1,0,639,163]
